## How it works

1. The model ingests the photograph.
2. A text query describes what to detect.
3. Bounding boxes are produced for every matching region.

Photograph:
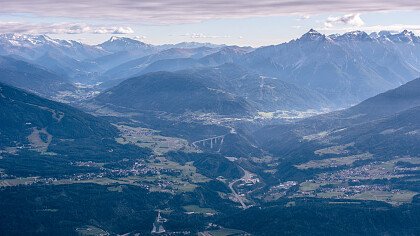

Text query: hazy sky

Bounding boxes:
[1,1,420,46]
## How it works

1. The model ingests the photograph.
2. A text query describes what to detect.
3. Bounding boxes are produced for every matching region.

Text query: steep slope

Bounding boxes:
[198,46,254,66]
[93,71,254,116]
[0,34,108,81]
[184,64,332,111]
[331,105,420,157]
[94,37,158,69]
[101,47,219,82]
[34,51,102,81]
[98,36,156,54]
[0,56,75,98]
[255,77,420,157]
[341,77,420,120]
[241,30,420,107]
[0,34,106,61]
[98,64,333,114]
[0,82,148,162]
[136,46,254,76]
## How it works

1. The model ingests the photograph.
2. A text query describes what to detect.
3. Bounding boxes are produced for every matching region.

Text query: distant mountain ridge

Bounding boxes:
[0,56,76,98]
[0,33,106,60]
[1,30,419,110]
[98,36,154,53]
[93,63,334,115]
[254,77,420,157]
[181,64,333,111]
[240,29,420,107]
[96,30,420,109]
[93,70,255,116]
[0,34,228,82]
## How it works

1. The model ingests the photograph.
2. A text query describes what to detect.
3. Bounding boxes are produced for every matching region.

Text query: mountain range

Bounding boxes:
[1,30,419,109]
[0,56,75,98]
[0,29,420,235]
[93,70,254,116]
[93,63,332,117]
[97,30,420,108]
[241,29,420,106]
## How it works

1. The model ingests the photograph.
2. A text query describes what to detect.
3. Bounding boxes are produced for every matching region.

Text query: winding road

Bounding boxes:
[228,167,254,209]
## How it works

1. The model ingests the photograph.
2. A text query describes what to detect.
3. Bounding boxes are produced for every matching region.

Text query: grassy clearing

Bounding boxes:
[299,181,322,192]
[107,185,124,192]
[314,143,354,156]
[183,205,217,214]
[27,127,52,153]
[148,157,210,184]
[0,177,39,187]
[53,177,134,186]
[205,228,247,236]
[349,190,418,205]
[115,124,197,155]
[296,153,372,170]
[75,225,109,236]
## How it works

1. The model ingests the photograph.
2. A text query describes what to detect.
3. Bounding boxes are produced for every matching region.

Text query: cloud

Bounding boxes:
[0,22,134,34]
[110,27,135,34]
[297,15,311,21]
[93,26,134,34]
[0,1,419,24]
[324,13,365,28]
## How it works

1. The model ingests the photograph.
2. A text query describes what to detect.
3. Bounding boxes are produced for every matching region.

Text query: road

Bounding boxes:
[228,167,254,209]
[228,178,248,209]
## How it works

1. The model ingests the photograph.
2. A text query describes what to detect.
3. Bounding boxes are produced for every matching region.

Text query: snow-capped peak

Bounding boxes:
[375,30,419,44]
[299,29,326,41]
[0,33,62,47]
[334,31,372,41]
[98,36,153,53]
[109,36,121,42]
[307,29,320,34]
[105,36,144,44]
[392,30,416,43]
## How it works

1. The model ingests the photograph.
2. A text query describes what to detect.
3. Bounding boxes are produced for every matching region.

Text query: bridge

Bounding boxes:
[192,135,225,152]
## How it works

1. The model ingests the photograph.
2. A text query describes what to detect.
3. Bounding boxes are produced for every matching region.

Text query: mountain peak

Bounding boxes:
[0,33,60,47]
[299,29,326,41]
[106,36,143,44]
[397,30,416,38]
[387,30,418,43]
[99,36,152,52]
[307,29,320,34]
[108,35,147,44]
[336,31,371,41]
[401,29,413,35]
[345,30,367,36]
[109,36,120,42]
[378,30,393,37]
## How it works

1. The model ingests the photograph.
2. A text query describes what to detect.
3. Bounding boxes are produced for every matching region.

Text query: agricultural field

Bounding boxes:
[115,124,198,155]
[295,153,373,170]
[183,205,218,215]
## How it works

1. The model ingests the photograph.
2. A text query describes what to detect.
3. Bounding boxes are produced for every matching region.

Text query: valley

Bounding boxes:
[0,29,419,235]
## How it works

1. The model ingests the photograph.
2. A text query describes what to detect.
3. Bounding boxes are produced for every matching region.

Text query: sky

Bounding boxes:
[0,0,420,47]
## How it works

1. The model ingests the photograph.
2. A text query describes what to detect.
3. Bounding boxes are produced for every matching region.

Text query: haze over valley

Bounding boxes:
[1,2,420,235]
